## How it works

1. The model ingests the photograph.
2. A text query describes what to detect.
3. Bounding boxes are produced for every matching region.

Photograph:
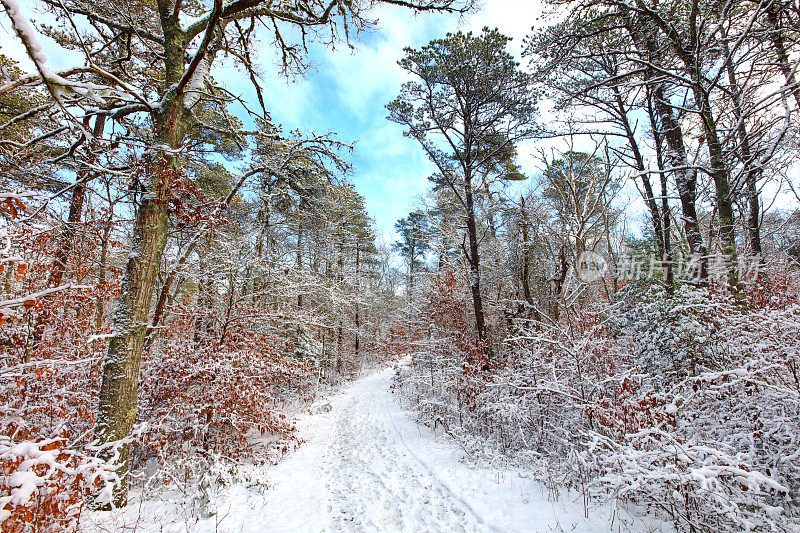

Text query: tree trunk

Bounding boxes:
[613,85,666,267]
[94,93,191,506]
[49,115,106,286]
[96,209,113,328]
[194,272,214,345]
[297,219,303,308]
[651,81,708,282]
[354,241,360,359]
[28,116,106,361]
[336,238,344,373]
[407,241,416,298]
[520,196,533,305]
[647,94,674,293]
[219,272,235,342]
[463,172,486,342]
[766,2,800,110]
[26,183,86,362]
[145,168,252,352]
[723,42,762,257]
[48,181,86,287]
[660,166,673,290]
[551,246,568,322]
[94,176,169,505]
[638,5,742,293]
[623,16,706,283]
[689,73,742,293]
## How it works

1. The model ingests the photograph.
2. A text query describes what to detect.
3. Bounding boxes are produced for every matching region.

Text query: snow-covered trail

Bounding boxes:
[253,366,492,532]
[86,364,655,532]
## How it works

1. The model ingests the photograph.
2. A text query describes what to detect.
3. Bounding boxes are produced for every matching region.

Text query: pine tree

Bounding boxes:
[387,28,536,343]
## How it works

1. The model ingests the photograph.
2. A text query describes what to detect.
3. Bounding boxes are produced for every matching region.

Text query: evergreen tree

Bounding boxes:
[387,28,536,343]
[393,210,431,293]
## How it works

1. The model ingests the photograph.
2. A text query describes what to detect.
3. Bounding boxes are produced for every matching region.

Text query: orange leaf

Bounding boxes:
[4,198,18,219]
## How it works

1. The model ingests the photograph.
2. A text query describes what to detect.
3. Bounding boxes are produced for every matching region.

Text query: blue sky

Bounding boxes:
[217,1,552,243]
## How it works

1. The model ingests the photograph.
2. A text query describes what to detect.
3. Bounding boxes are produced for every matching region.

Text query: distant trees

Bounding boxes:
[526,0,798,291]
[540,150,619,260]
[393,210,431,293]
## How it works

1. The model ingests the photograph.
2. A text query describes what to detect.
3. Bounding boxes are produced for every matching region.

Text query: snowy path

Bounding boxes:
[256,366,492,532]
[86,364,656,532]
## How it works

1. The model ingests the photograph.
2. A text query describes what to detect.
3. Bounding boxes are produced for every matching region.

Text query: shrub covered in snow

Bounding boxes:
[393,267,800,531]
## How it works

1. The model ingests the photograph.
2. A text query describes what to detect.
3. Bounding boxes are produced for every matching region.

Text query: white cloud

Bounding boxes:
[0,3,82,72]
[463,0,547,42]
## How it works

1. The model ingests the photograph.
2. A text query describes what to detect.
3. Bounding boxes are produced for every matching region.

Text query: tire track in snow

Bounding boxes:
[319,368,485,532]
[383,384,500,532]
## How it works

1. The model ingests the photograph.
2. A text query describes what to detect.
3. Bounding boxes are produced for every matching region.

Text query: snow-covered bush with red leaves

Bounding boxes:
[137,300,315,471]
[1,215,120,531]
[0,213,327,531]
[0,435,119,533]
[389,270,490,434]
[586,280,799,531]
[393,260,800,531]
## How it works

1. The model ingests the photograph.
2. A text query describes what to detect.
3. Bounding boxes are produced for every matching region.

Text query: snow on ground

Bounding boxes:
[84,362,665,532]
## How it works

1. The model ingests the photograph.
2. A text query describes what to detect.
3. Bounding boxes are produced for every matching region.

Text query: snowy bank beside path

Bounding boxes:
[84,363,662,532]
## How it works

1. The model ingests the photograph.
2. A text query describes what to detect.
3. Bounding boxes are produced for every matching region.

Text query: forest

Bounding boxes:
[0,0,799,531]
